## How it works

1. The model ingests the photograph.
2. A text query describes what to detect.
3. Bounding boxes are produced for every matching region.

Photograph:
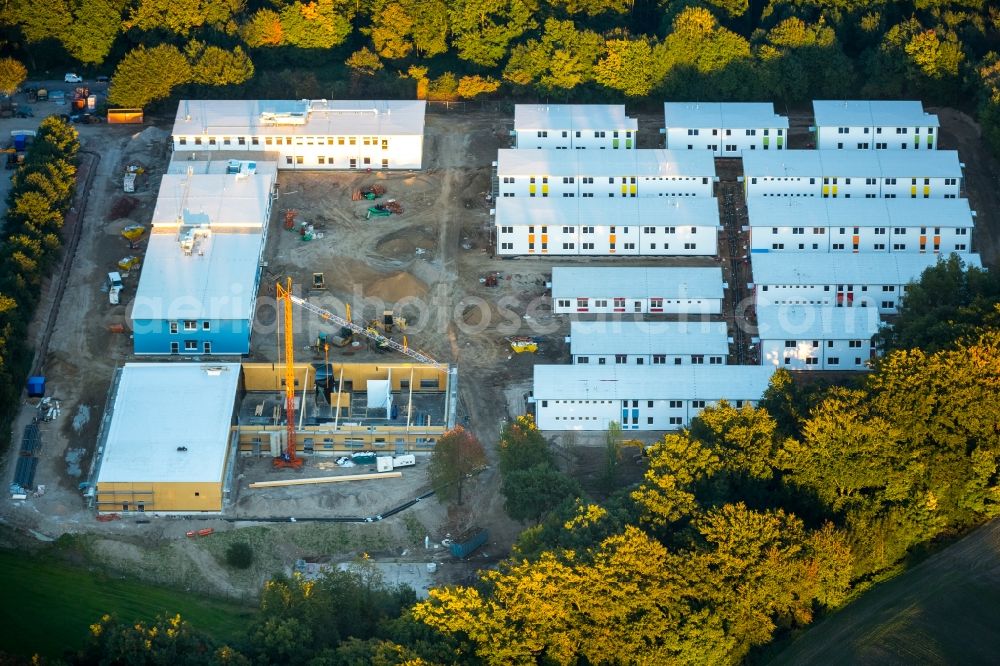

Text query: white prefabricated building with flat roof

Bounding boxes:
[662,102,789,156]
[755,305,880,371]
[495,149,717,198]
[742,150,963,199]
[513,104,638,150]
[812,100,939,150]
[751,252,983,314]
[152,164,277,230]
[171,99,426,170]
[532,365,774,431]
[551,266,725,315]
[493,197,719,256]
[569,320,729,366]
[747,198,975,254]
[95,363,241,513]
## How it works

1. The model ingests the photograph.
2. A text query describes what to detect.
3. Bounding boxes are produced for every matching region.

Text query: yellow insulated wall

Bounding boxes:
[96,480,223,513]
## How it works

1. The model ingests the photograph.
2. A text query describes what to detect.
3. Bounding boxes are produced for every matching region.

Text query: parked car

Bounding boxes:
[14,107,33,118]
[64,73,83,83]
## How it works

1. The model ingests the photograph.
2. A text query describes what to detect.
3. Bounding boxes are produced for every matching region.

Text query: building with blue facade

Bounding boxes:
[131,159,276,356]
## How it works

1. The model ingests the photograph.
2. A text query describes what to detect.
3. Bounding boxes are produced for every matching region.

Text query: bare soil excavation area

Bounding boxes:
[2,106,999,600]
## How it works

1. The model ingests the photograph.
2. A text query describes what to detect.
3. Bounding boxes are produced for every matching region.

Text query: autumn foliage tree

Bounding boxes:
[429,426,486,505]
[0,57,27,95]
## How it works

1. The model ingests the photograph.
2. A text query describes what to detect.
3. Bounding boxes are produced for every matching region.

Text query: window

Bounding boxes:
[669,400,682,408]
[201,321,210,331]
[785,340,796,348]
[881,301,895,309]
[828,357,839,365]
[692,400,706,408]
[170,322,178,334]
[183,320,197,331]
[650,298,663,309]
[557,299,570,308]
[687,129,699,136]
[849,340,863,348]
[805,357,818,365]
[691,355,704,364]
[615,354,627,364]
[709,356,722,365]
[208,137,216,145]
[178,137,187,145]
[184,340,198,351]
[577,356,589,364]
[669,417,683,425]
[170,342,179,354]
[318,156,325,164]
[653,355,666,364]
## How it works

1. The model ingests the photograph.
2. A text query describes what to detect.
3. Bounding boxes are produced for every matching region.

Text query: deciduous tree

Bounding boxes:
[498,414,552,474]
[501,463,581,523]
[452,0,537,67]
[428,426,486,504]
[108,44,192,108]
[0,57,27,96]
[186,42,255,86]
[456,75,500,98]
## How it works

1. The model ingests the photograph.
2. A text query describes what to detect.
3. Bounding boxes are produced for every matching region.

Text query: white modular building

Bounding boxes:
[152,161,277,230]
[493,197,719,256]
[513,104,638,150]
[171,99,426,170]
[568,320,729,366]
[812,100,940,151]
[751,252,983,314]
[742,150,962,199]
[747,198,975,254]
[551,266,725,315]
[662,102,789,156]
[495,149,716,198]
[532,365,775,431]
[755,306,880,371]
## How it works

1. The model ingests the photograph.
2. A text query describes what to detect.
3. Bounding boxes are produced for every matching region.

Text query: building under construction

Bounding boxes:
[236,362,457,457]
[91,361,456,513]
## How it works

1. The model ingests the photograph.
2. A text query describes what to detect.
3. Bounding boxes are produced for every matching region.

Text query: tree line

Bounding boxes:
[2,1,1000,153]
[0,118,79,453]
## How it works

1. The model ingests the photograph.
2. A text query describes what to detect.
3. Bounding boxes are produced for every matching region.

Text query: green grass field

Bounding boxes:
[0,549,256,658]
[769,520,1000,665]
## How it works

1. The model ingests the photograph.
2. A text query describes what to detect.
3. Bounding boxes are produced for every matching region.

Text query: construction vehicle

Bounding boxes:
[35,88,47,102]
[107,272,123,305]
[72,86,90,111]
[121,224,145,242]
[117,256,140,271]
[508,336,539,353]
[274,279,304,469]
[318,327,353,348]
[352,184,386,201]
[367,205,391,219]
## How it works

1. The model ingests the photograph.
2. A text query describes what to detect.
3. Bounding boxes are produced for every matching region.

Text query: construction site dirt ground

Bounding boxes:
[3,106,1000,602]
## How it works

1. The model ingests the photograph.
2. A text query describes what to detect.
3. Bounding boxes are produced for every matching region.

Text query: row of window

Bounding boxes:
[502,226,701,235]
[784,340,867,348]
[283,155,389,168]
[557,298,708,308]
[768,226,966,235]
[783,356,865,366]
[751,176,954,186]
[512,176,711,184]
[685,128,784,136]
[758,193,958,199]
[170,340,212,353]
[169,320,210,333]
[836,142,932,149]
[534,130,633,138]
[760,284,905,292]
[833,126,934,134]
[577,355,724,365]
[686,144,778,151]
[178,136,390,148]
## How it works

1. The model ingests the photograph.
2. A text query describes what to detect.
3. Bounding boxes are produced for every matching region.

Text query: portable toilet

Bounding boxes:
[26,376,45,397]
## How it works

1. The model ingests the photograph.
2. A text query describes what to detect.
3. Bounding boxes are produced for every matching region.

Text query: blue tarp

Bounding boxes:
[26,376,45,397]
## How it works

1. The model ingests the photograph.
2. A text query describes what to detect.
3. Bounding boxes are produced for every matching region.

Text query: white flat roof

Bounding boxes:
[494,197,720,228]
[742,149,962,179]
[663,102,788,129]
[552,266,724,300]
[173,99,426,138]
[132,230,263,320]
[533,364,774,401]
[813,100,940,128]
[166,157,278,176]
[570,320,729,356]
[152,170,275,229]
[515,104,637,131]
[755,305,880,340]
[747,197,975,229]
[98,363,240,484]
[752,252,982,285]
[497,149,716,178]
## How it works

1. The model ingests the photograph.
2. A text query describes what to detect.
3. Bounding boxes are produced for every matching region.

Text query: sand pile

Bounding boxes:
[367,271,429,302]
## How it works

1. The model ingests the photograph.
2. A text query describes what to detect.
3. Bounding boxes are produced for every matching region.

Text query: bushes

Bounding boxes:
[0,117,79,452]
[224,542,253,569]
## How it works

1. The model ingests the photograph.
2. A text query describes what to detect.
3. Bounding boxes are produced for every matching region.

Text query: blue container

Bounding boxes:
[450,528,488,559]
[26,376,45,397]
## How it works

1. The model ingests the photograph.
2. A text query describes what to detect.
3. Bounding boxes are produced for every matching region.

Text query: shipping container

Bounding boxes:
[107,108,144,124]
[450,528,488,559]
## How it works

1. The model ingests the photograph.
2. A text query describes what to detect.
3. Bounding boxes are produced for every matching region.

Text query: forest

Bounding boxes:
[2,1,1000,153]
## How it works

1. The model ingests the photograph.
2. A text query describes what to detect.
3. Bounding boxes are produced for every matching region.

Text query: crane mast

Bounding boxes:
[274,279,303,468]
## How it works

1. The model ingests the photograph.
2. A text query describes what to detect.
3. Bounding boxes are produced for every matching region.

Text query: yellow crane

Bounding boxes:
[274,279,303,469]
